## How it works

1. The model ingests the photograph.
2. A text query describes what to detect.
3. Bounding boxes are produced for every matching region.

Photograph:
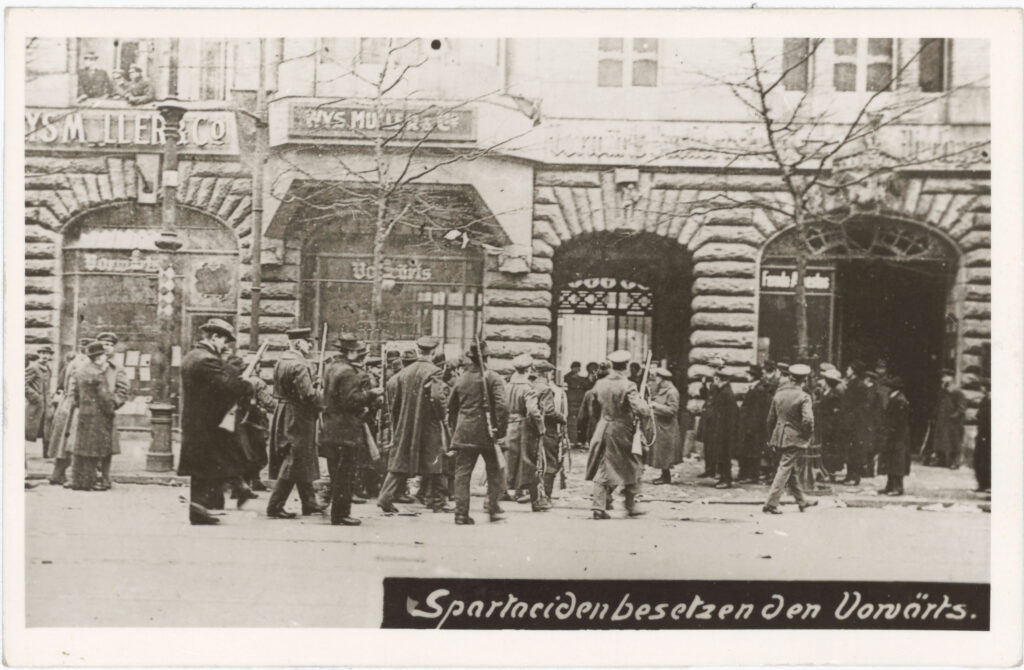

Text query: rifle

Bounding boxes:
[218,341,270,432]
[557,428,570,489]
[631,350,654,456]
[474,333,508,471]
[314,323,328,442]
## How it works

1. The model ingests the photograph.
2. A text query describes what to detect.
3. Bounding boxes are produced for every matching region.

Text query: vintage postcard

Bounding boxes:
[4,7,1021,667]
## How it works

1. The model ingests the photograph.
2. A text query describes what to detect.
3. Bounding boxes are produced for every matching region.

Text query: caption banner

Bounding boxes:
[382,578,989,630]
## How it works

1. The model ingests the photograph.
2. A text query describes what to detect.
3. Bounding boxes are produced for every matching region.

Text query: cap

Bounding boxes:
[466,341,488,361]
[788,363,811,378]
[533,360,554,373]
[385,349,400,360]
[401,348,418,362]
[432,352,446,366]
[822,369,843,383]
[333,332,360,351]
[83,51,98,60]
[653,366,672,378]
[511,353,533,370]
[365,356,382,367]
[819,362,836,372]
[96,332,118,345]
[287,327,312,340]
[416,336,439,351]
[748,364,763,379]
[776,361,790,373]
[85,341,107,358]
[597,361,611,372]
[78,338,94,348]
[200,318,236,342]
[38,345,54,354]
[608,350,631,364]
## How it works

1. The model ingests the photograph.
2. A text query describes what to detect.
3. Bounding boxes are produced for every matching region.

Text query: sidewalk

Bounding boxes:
[24,437,991,510]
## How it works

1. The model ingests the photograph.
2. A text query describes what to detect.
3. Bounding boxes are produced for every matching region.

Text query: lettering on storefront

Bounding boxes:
[25,107,239,155]
[350,258,435,282]
[82,250,161,274]
[760,268,832,293]
[290,104,476,143]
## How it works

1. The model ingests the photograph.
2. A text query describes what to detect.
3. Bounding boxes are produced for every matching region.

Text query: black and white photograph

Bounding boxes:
[5,7,1022,667]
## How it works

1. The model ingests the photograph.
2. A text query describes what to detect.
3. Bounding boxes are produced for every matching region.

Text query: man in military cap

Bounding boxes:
[503,353,539,505]
[818,368,846,478]
[529,359,566,503]
[26,345,53,452]
[178,319,255,525]
[576,360,609,448]
[448,340,509,525]
[585,350,651,519]
[322,333,383,526]
[267,327,324,519]
[95,332,130,489]
[379,336,450,513]
[647,365,683,484]
[763,363,817,514]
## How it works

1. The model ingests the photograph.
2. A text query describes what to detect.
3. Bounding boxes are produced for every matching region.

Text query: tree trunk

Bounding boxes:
[371,197,387,346]
[794,210,810,360]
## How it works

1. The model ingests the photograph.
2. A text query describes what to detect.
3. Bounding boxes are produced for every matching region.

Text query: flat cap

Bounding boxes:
[819,362,836,372]
[532,359,554,373]
[38,345,54,354]
[748,364,763,378]
[401,348,418,362]
[653,366,672,378]
[608,350,631,364]
[200,318,236,342]
[822,368,843,382]
[96,332,118,344]
[85,341,107,358]
[416,336,439,350]
[333,332,360,351]
[78,338,94,348]
[512,353,533,370]
[286,327,312,340]
[788,363,811,378]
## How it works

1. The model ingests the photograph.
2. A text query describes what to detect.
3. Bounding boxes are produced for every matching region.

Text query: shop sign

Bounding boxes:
[350,257,435,282]
[81,250,161,274]
[289,103,475,143]
[760,268,832,293]
[25,107,239,155]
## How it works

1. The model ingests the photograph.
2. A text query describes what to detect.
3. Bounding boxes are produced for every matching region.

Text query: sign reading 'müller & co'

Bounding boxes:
[288,102,476,143]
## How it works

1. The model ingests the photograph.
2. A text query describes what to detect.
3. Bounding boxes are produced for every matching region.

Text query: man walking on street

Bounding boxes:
[585,350,651,520]
[531,359,566,503]
[448,341,509,525]
[763,363,817,514]
[267,328,324,519]
[576,361,609,448]
[503,354,539,505]
[96,333,129,490]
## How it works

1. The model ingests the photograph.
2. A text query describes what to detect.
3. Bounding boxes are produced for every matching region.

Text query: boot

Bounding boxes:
[543,473,556,499]
[530,485,551,512]
[49,458,69,485]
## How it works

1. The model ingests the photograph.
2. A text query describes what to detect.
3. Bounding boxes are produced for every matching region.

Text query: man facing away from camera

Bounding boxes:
[762,363,818,515]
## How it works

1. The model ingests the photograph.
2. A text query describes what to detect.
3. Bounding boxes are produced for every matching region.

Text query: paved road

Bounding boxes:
[25,478,989,628]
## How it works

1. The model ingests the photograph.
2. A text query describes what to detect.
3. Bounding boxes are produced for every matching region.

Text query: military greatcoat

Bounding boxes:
[931,385,966,462]
[880,390,912,476]
[737,378,771,461]
[447,364,509,450]
[25,359,51,441]
[70,361,117,458]
[388,359,446,475]
[269,350,321,482]
[584,371,650,486]
[505,372,541,487]
[322,359,377,453]
[47,354,89,459]
[645,378,683,469]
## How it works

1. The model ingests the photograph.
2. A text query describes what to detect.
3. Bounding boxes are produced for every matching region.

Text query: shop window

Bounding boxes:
[919,38,948,92]
[598,38,658,87]
[782,38,811,91]
[832,38,896,92]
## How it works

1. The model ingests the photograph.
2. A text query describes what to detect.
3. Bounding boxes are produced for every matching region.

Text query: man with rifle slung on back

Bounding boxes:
[447,339,509,525]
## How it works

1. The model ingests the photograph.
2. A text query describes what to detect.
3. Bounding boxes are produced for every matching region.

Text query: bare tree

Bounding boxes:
[665,38,990,360]
[272,38,535,345]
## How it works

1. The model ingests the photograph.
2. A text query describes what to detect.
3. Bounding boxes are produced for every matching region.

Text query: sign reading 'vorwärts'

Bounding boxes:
[289,103,476,143]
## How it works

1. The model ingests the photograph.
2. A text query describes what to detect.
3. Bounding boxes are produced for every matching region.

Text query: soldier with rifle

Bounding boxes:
[532,359,567,502]
[504,354,540,507]
[322,333,383,526]
[266,327,324,519]
[447,339,509,525]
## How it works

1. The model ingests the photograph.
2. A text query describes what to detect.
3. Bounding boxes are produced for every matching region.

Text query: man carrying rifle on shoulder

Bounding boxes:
[532,359,567,503]
[447,339,509,525]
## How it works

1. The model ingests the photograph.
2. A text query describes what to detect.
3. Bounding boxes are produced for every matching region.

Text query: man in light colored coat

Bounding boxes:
[763,364,818,514]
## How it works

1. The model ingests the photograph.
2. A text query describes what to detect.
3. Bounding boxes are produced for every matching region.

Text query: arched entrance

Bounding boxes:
[552,231,693,378]
[759,217,960,442]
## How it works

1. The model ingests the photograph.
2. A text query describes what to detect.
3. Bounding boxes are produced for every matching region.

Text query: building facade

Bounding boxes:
[24,37,990,440]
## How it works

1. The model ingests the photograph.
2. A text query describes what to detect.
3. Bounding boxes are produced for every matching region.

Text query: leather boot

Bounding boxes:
[543,473,556,499]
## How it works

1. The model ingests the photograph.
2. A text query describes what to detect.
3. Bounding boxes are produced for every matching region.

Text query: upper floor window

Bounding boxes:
[75,38,155,106]
[918,38,948,92]
[833,38,895,92]
[598,38,658,87]
[199,39,228,101]
[782,38,811,91]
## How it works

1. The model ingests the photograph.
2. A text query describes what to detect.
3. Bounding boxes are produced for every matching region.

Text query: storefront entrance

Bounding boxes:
[552,232,692,379]
[759,218,958,444]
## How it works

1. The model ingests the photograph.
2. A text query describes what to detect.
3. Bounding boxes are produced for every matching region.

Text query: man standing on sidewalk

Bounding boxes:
[762,363,818,515]
[267,328,324,519]
[25,345,53,452]
[96,333,129,490]
[930,369,967,469]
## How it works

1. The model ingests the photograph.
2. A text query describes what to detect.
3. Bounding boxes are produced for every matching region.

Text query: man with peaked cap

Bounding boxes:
[703,367,739,489]
[48,338,94,485]
[178,319,255,524]
[448,340,509,525]
[321,333,382,526]
[737,364,771,483]
[817,368,846,478]
[696,357,727,478]
[504,353,542,507]
[524,359,565,505]
[929,368,966,469]
[94,332,130,489]
[576,360,610,449]
[26,345,53,451]
[763,363,817,514]
[646,366,683,485]
[379,336,450,513]
[585,350,651,519]
[378,349,415,505]
[267,327,324,519]
[879,375,911,496]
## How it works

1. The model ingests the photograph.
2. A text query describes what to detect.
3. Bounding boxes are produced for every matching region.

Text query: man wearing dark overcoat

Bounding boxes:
[267,328,324,519]
[69,342,117,491]
[26,345,53,448]
[762,364,818,514]
[48,339,92,484]
[448,341,509,525]
[378,337,449,512]
[930,369,966,469]
[817,368,846,477]
[973,379,991,492]
[701,369,739,489]
[564,361,592,446]
[736,364,771,483]
[838,360,879,486]
[177,319,253,524]
[585,350,651,519]
[576,361,609,447]
[879,376,911,496]
[322,334,381,526]
[95,332,130,490]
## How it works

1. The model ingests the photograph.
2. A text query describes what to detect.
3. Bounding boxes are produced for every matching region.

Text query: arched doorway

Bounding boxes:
[759,217,960,442]
[552,231,693,379]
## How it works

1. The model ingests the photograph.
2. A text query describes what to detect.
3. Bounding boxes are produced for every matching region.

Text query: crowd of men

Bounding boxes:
[27,319,991,525]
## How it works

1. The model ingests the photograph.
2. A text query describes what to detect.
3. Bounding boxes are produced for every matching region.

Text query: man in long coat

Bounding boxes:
[576,361,609,447]
[47,338,92,484]
[930,369,966,469]
[448,341,509,525]
[585,350,651,519]
[700,369,739,489]
[530,360,566,503]
[267,327,324,519]
[69,342,117,491]
[178,319,253,525]
[378,337,449,512]
[817,369,846,478]
[503,354,538,503]
[25,345,53,448]
[322,334,381,526]
[96,332,130,490]
[879,376,911,496]
[736,364,771,483]
[838,360,880,486]
[973,379,991,492]
[763,364,817,514]
[564,361,592,446]
[646,366,682,484]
